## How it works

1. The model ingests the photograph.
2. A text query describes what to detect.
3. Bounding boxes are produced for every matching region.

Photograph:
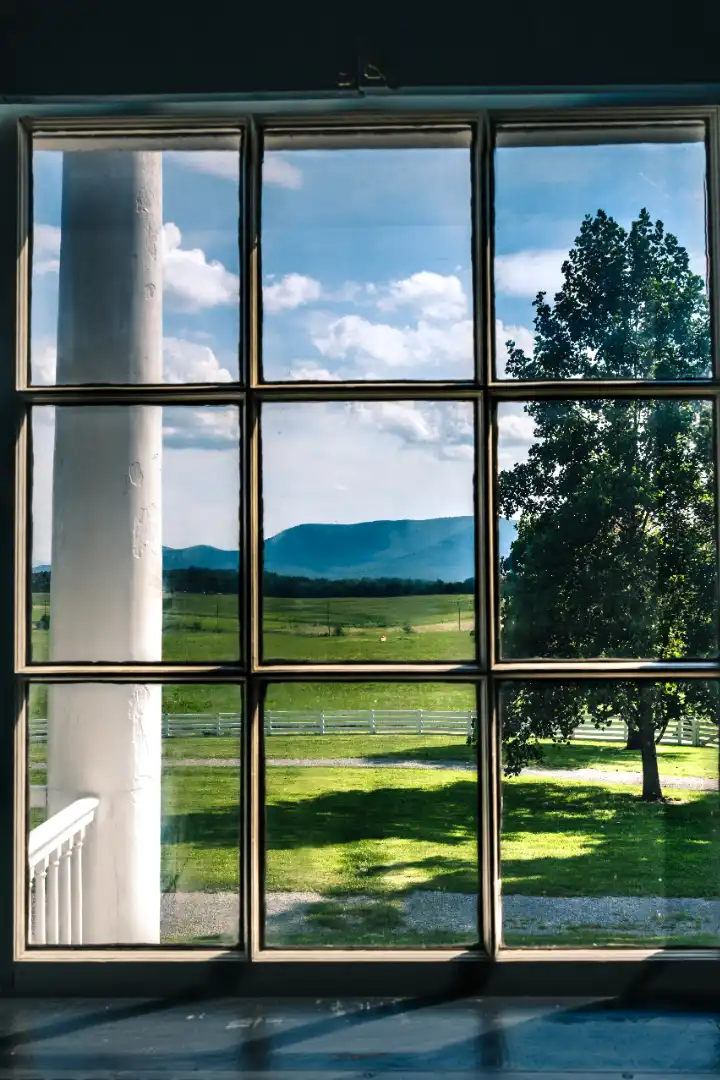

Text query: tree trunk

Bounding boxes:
[625,725,642,750]
[637,693,664,802]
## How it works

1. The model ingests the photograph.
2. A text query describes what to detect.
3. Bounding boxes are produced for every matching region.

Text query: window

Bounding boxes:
[9,111,720,989]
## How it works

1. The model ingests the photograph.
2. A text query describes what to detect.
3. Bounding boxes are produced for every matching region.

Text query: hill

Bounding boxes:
[35,518,518,582]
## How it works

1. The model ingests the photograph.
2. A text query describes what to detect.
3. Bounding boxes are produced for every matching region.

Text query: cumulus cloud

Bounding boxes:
[263,273,322,313]
[285,361,340,381]
[352,400,474,460]
[163,405,239,450]
[313,314,473,372]
[33,223,62,276]
[377,272,468,321]
[31,342,57,385]
[495,319,535,378]
[163,337,234,383]
[263,154,303,189]
[30,337,234,385]
[162,222,239,309]
[495,248,567,298]
[164,150,238,182]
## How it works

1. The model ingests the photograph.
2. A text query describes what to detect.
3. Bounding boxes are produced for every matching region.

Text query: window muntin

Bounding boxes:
[28,682,242,948]
[261,138,474,383]
[13,116,720,968]
[494,128,710,381]
[30,405,241,664]
[262,680,480,949]
[497,397,718,660]
[499,679,720,949]
[30,139,241,386]
[260,400,476,664]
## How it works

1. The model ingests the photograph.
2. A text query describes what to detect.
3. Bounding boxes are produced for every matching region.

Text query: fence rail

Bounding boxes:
[28,711,719,746]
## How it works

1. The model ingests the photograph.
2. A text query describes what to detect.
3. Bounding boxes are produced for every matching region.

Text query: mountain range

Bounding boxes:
[38,517,518,582]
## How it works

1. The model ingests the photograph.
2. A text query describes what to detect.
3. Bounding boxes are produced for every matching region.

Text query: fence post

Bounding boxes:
[692,718,700,747]
[677,716,683,746]
[417,710,422,734]
[370,710,375,735]
[216,713,221,737]
[467,712,472,738]
[320,711,325,736]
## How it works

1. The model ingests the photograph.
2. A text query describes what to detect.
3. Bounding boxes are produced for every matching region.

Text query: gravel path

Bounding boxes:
[167,757,717,790]
[161,890,720,942]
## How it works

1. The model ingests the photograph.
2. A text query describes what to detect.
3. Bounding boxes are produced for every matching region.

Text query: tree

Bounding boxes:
[499,208,718,801]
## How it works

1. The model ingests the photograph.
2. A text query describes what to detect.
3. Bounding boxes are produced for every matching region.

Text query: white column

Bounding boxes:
[47,151,163,944]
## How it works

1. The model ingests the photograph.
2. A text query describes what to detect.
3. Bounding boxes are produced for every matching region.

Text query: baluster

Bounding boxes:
[47,848,60,945]
[59,838,73,944]
[72,827,84,945]
[36,857,47,945]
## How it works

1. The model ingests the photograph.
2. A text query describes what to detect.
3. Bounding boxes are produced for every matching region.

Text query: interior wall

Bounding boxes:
[1,2,719,98]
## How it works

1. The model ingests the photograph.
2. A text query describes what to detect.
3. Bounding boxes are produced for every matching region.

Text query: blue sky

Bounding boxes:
[30,139,709,562]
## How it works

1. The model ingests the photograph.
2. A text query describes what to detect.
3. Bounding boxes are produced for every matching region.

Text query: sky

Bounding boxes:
[29,138,709,562]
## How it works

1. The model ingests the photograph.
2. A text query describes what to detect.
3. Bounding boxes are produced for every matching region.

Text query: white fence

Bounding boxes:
[28,711,719,745]
[28,796,99,946]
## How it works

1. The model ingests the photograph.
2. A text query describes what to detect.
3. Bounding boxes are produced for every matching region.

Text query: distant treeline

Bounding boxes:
[33,567,474,598]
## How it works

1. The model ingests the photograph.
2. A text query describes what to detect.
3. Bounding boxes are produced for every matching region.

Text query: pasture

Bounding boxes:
[28,590,720,948]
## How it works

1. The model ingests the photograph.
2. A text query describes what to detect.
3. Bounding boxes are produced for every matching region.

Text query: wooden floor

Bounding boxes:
[0,996,715,1077]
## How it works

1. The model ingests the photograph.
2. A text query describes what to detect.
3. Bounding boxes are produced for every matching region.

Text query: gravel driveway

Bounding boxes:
[161,890,720,943]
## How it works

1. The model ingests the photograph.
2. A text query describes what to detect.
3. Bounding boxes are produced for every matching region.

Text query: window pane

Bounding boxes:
[28,682,241,947]
[500,680,720,948]
[497,398,718,660]
[261,146,473,381]
[31,140,240,384]
[31,405,240,662]
[263,682,479,948]
[261,401,476,663]
[494,134,710,379]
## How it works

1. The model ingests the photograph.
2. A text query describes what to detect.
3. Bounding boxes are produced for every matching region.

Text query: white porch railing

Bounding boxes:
[28,796,99,946]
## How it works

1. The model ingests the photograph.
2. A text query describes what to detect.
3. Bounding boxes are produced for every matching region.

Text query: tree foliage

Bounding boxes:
[499,209,718,800]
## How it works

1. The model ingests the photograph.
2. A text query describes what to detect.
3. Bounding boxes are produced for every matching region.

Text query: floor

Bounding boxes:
[0,996,716,1078]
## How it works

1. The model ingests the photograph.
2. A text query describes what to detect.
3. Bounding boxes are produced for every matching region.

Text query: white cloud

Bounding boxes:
[163,406,239,450]
[263,273,322,314]
[263,154,303,190]
[285,361,340,381]
[164,148,306,191]
[33,223,61,276]
[163,337,233,383]
[497,404,536,471]
[352,401,474,460]
[162,222,239,309]
[31,342,57,385]
[164,150,238,182]
[313,314,473,372]
[378,272,468,321]
[495,319,535,378]
[30,337,234,385]
[495,249,567,298]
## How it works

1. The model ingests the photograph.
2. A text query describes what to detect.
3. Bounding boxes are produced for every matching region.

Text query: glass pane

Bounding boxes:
[500,680,720,948]
[31,141,240,384]
[28,682,241,947]
[31,405,240,662]
[497,398,719,660]
[494,134,710,379]
[263,681,479,948]
[261,401,476,662]
[261,146,473,381]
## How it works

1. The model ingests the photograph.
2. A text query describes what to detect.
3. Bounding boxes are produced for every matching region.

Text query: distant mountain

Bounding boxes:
[162,545,238,571]
[34,518,518,581]
[264,516,518,582]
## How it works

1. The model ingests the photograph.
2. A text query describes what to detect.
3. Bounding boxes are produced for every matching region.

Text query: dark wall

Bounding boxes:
[0,1,719,97]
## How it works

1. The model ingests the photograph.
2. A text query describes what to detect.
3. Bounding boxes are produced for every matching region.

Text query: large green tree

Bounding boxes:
[500,209,718,801]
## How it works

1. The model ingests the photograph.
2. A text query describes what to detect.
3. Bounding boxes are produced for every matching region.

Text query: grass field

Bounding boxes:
[27,590,720,948]
[31,590,476,664]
